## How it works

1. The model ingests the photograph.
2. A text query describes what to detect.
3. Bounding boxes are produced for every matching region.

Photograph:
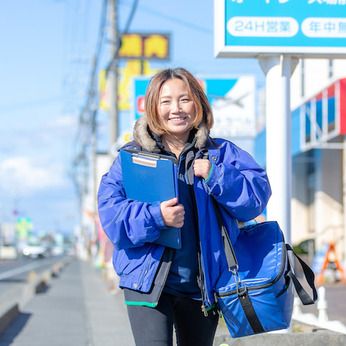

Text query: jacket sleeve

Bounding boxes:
[97,156,166,249]
[203,142,271,222]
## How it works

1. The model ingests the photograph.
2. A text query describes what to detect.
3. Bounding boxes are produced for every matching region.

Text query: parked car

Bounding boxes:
[22,241,49,259]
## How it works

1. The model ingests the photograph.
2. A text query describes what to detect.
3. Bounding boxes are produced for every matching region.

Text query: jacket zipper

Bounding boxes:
[164,145,211,314]
[217,240,288,298]
[191,186,212,316]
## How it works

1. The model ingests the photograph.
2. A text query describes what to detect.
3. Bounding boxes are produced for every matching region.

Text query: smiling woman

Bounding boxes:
[98,67,271,346]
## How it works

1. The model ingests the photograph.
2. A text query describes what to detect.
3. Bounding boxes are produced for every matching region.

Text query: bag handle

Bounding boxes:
[286,244,318,305]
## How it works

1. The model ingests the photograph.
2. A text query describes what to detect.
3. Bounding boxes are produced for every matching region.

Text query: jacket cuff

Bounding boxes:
[148,202,166,229]
[204,163,215,184]
[203,163,221,195]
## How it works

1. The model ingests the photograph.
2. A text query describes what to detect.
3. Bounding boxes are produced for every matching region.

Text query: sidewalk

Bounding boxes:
[300,282,346,325]
[1,258,345,346]
[0,258,134,346]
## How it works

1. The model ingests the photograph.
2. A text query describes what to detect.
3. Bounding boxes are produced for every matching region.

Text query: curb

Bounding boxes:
[0,259,69,335]
[0,304,19,335]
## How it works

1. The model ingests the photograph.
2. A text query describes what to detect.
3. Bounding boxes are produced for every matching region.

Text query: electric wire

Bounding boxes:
[71,0,108,197]
[74,0,107,148]
[72,0,140,199]
[119,0,212,34]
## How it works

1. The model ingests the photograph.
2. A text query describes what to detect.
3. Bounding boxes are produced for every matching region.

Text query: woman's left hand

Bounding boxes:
[193,159,211,179]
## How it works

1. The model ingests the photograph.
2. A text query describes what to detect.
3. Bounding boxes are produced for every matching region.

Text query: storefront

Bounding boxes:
[255,77,346,269]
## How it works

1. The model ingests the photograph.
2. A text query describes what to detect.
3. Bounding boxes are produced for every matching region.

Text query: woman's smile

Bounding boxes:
[168,115,188,123]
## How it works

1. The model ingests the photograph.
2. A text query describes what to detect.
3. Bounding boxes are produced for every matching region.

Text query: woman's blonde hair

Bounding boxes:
[144,68,214,135]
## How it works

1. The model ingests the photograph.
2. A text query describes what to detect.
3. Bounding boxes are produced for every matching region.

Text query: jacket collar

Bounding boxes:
[133,116,210,152]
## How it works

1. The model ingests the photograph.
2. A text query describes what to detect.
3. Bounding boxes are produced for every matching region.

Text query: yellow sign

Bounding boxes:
[98,69,110,111]
[118,60,158,111]
[119,34,142,58]
[119,33,170,60]
[99,62,157,112]
[144,35,169,59]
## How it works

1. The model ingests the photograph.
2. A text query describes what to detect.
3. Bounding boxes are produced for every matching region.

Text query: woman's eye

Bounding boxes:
[160,100,170,105]
[181,98,190,102]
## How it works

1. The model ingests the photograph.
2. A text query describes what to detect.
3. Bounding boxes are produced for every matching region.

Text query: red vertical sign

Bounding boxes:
[339,78,346,135]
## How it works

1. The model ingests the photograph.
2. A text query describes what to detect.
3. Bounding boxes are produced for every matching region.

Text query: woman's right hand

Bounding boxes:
[160,197,185,228]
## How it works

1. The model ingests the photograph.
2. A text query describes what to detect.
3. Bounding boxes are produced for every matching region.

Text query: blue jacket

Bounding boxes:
[98,119,271,309]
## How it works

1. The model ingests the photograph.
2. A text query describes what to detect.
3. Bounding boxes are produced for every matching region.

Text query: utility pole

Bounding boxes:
[108,0,119,155]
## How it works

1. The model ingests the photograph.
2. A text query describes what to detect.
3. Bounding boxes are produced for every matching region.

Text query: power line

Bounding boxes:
[74,0,108,143]
[62,0,93,117]
[123,0,139,34]
[72,0,140,185]
[72,0,108,187]
[119,1,212,34]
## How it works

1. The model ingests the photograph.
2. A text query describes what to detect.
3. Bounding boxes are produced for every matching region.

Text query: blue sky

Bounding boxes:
[0,0,264,234]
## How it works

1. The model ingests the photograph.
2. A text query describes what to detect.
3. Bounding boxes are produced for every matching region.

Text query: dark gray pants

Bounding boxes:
[127,292,219,346]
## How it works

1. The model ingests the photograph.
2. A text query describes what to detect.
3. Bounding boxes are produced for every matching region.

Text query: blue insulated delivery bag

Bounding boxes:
[215,221,317,338]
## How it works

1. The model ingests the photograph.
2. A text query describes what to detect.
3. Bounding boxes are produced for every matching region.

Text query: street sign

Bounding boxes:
[215,0,346,58]
[133,76,256,139]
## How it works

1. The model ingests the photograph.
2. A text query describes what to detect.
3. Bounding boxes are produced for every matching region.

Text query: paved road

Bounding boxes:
[0,256,67,305]
[0,256,65,282]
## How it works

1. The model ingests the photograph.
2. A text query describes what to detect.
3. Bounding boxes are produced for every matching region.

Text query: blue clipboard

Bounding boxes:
[120,149,182,249]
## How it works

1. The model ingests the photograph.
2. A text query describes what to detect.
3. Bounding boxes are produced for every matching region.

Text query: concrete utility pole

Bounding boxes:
[259,55,299,245]
[108,0,119,155]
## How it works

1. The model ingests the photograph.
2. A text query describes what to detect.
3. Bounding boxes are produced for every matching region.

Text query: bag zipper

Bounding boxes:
[217,237,288,298]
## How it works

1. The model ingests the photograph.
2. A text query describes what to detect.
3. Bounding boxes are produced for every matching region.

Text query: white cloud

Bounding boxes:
[35,114,77,145]
[0,156,68,196]
[47,114,77,129]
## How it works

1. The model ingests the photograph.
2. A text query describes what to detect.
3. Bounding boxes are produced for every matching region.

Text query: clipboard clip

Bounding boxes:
[132,154,158,168]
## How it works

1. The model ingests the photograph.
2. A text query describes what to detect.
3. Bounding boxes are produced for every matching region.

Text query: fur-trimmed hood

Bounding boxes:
[133,116,209,152]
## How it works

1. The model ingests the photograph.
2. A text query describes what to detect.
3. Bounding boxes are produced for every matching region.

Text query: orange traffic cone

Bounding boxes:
[316,242,346,285]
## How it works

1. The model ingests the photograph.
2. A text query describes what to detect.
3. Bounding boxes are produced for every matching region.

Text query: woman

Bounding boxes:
[98,68,271,346]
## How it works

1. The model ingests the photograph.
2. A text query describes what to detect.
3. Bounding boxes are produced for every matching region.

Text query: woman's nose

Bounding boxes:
[171,101,181,113]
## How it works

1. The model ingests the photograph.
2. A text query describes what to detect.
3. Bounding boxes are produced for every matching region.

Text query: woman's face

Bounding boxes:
[157,78,196,138]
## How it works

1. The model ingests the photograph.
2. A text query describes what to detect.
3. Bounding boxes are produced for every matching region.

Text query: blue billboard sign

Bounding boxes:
[215,0,346,58]
[133,76,256,138]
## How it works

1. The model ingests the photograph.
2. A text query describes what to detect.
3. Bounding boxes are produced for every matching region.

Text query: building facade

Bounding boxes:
[256,58,346,270]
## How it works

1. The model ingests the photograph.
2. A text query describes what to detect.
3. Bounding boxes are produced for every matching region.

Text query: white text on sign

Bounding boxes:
[227,17,299,37]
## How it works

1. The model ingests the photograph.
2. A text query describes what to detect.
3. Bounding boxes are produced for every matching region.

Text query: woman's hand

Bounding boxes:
[193,159,211,179]
[160,197,185,228]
